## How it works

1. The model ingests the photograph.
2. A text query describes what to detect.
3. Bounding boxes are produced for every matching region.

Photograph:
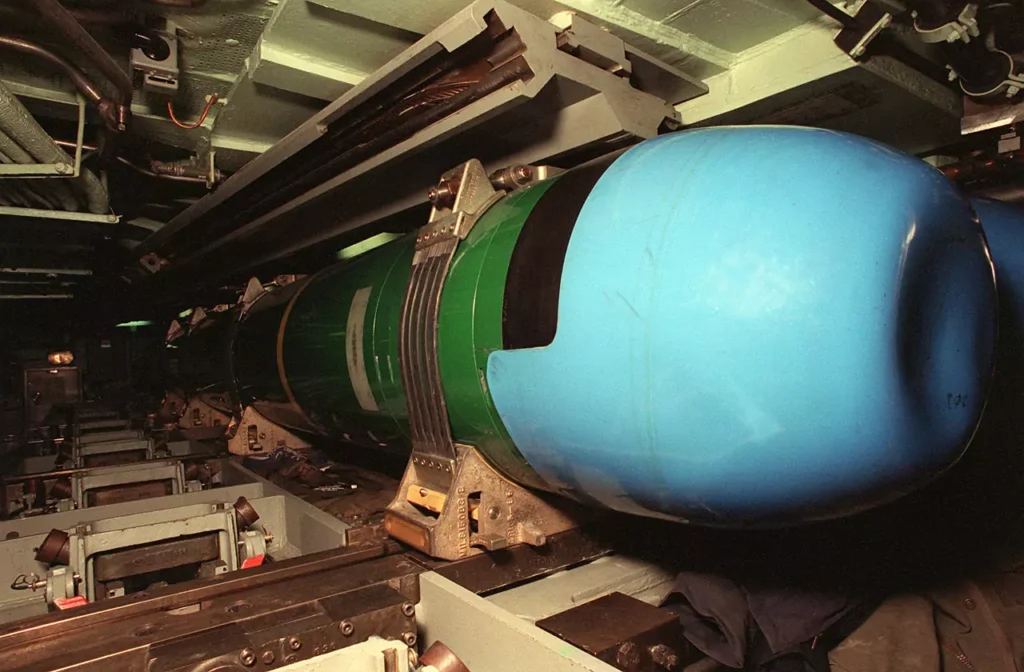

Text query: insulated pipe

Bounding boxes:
[0,81,109,213]
[0,37,104,107]
[28,0,132,130]
[0,128,80,212]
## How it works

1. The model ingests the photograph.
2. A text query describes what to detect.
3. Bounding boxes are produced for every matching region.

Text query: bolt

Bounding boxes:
[419,488,428,497]
[54,163,72,175]
[515,165,533,181]
[239,649,256,666]
[106,214,118,223]
[649,644,680,670]
[487,506,500,520]
[617,642,641,669]
[964,598,977,610]
[258,432,266,439]
[402,632,417,647]
[261,650,275,664]
[288,637,301,650]
[402,602,416,617]
[340,620,354,636]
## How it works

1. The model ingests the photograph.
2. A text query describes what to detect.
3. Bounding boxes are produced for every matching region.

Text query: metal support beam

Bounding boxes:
[0,207,118,223]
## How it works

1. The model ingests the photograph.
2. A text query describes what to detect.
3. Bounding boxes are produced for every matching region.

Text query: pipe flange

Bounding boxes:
[233,497,259,529]
[35,529,70,566]
[419,641,471,672]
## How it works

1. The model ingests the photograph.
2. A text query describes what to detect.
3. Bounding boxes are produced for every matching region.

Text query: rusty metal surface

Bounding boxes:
[85,479,173,507]
[535,592,702,672]
[0,551,422,672]
[93,533,219,582]
[430,528,613,595]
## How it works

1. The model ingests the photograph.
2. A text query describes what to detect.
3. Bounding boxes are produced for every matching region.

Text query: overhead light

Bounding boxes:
[116,320,154,328]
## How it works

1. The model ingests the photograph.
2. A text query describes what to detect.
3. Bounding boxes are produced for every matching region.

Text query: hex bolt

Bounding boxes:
[402,632,417,647]
[402,602,416,617]
[288,637,301,651]
[649,644,680,670]
[340,620,354,636]
[617,642,641,669]
[261,650,275,664]
[239,649,256,667]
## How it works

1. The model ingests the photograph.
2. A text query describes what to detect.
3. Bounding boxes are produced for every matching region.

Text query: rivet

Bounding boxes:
[239,649,256,666]
[488,506,500,520]
[964,598,976,610]
[419,488,427,497]
[340,620,354,636]
[288,637,301,650]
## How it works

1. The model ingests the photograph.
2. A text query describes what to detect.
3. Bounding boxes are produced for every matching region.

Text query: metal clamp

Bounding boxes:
[385,445,577,560]
[399,160,503,460]
[914,3,979,44]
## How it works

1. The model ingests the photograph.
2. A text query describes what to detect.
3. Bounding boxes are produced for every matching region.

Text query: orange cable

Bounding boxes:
[167,93,218,129]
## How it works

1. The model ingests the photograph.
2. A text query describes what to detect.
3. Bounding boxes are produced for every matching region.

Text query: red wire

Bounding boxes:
[167,93,218,129]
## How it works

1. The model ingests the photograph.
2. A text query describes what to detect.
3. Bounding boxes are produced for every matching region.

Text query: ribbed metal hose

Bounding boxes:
[0,80,109,213]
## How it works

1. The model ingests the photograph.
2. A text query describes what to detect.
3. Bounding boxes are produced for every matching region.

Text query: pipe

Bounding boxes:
[52,139,216,185]
[27,0,132,131]
[0,37,103,105]
[0,129,80,212]
[0,81,109,213]
[805,0,857,28]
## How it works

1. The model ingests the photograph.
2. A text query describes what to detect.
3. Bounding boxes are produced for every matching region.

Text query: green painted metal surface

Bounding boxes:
[437,181,556,489]
[278,237,414,452]
[224,179,556,490]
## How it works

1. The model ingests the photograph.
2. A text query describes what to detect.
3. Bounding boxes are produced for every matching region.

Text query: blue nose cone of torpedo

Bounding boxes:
[487,126,998,525]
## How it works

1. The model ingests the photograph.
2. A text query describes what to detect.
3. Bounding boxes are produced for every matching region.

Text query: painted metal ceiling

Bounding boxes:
[157,0,827,169]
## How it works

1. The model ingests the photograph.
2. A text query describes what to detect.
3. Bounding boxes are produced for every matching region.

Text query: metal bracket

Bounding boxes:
[0,95,84,178]
[914,3,979,44]
[399,160,503,460]
[131,30,179,94]
[385,445,577,560]
[833,1,893,61]
[226,405,311,456]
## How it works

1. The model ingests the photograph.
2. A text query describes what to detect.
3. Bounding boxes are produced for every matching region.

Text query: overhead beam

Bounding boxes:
[675,19,852,124]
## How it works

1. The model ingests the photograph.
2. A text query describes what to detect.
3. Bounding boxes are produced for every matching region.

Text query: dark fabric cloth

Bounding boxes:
[661,572,864,670]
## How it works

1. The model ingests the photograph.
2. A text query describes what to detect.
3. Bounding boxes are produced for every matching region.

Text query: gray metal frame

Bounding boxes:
[70,460,186,507]
[132,0,705,291]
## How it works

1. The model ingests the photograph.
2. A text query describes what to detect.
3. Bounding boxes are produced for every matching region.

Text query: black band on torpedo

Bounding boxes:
[502,149,624,350]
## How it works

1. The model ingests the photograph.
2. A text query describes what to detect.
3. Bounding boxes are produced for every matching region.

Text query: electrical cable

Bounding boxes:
[167,94,218,130]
